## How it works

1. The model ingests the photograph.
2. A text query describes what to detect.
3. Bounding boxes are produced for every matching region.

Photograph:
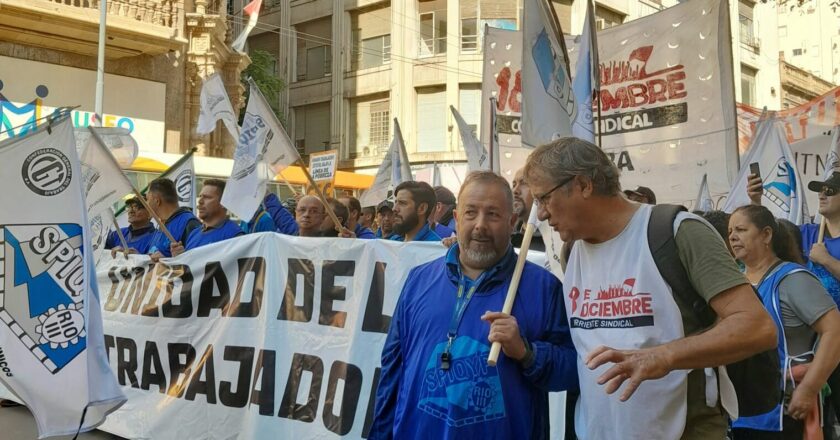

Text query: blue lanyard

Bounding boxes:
[441,273,485,370]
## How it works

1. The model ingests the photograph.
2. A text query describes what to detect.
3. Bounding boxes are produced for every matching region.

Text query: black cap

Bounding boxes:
[623,186,657,204]
[376,200,393,213]
[808,172,840,193]
[125,196,145,208]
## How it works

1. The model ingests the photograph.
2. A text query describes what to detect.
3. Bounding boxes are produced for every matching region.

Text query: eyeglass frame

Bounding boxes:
[534,174,577,208]
[820,186,839,197]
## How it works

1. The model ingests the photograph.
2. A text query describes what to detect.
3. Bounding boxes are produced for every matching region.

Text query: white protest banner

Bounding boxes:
[308,149,339,197]
[93,234,444,439]
[223,80,301,221]
[481,27,529,180]
[0,117,125,436]
[594,0,738,205]
[521,0,575,148]
[197,73,240,141]
[723,118,808,224]
[738,87,840,210]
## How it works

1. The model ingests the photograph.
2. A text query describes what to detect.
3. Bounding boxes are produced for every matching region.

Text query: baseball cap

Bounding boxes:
[623,186,657,204]
[125,196,146,209]
[376,200,393,213]
[808,172,840,193]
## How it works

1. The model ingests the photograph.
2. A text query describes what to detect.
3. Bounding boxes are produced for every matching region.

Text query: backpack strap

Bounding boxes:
[647,204,717,329]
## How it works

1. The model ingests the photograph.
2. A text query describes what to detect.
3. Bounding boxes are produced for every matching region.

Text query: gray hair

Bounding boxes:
[524,137,621,196]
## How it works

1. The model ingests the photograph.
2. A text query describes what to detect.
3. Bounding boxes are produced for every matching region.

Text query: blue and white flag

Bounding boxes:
[521,0,575,147]
[196,73,240,141]
[223,80,300,220]
[723,117,808,224]
[359,118,413,207]
[812,126,840,223]
[0,117,125,437]
[571,0,599,143]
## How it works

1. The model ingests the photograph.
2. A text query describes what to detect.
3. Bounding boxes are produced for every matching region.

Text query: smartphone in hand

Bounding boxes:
[749,162,761,179]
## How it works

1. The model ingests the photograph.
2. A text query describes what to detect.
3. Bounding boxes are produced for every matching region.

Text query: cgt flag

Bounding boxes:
[723,117,808,224]
[359,118,413,208]
[222,79,301,220]
[196,73,240,141]
[0,117,125,437]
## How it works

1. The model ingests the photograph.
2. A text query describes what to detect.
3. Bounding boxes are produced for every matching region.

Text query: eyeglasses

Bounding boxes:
[534,175,576,208]
[821,187,839,197]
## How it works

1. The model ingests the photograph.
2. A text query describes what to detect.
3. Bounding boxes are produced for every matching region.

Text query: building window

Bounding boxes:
[419,0,447,57]
[293,102,331,156]
[416,88,447,152]
[741,65,757,106]
[350,96,390,158]
[595,5,625,30]
[295,17,332,82]
[369,102,390,152]
[738,1,759,51]
[460,0,520,53]
[458,85,482,140]
[793,48,803,56]
[352,34,391,70]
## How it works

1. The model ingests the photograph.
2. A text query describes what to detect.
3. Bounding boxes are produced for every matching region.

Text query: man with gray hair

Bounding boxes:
[371,170,576,439]
[524,137,776,439]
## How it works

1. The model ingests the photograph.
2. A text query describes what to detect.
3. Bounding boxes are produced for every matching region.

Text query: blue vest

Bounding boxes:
[148,208,201,257]
[732,262,808,432]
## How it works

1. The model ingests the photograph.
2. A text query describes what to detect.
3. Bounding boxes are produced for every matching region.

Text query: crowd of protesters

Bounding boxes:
[95,136,840,440]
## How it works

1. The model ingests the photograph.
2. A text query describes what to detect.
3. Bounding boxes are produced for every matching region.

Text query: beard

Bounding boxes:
[393,211,420,235]
[460,234,503,269]
[512,198,525,216]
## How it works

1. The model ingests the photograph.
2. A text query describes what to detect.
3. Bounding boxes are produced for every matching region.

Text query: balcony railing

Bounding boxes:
[48,0,182,29]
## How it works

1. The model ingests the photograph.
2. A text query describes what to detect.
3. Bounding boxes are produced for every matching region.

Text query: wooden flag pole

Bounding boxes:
[488,205,539,366]
[296,159,345,233]
[132,190,178,244]
[110,215,130,257]
[277,171,301,197]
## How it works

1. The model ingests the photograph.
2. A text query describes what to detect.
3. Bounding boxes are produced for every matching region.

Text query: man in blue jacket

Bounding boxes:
[146,178,201,260]
[171,179,243,256]
[375,201,395,238]
[106,197,156,254]
[339,195,375,239]
[371,171,577,439]
[389,181,441,242]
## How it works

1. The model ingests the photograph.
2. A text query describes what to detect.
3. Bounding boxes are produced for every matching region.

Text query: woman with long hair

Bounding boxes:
[729,205,840,439]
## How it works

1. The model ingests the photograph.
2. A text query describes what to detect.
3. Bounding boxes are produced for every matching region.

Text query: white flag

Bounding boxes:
[222,80,301,220]
[359,118,413,208]
[571,0,599,143]
[521,0,575,147]
[196,73,240,141]
[78,127,137,218]
[231,0,263,52]
[723,118,807,224]
[695,174,714,213]
[162,152,197,210]
[0,118,125,437]
[451,106,489,172]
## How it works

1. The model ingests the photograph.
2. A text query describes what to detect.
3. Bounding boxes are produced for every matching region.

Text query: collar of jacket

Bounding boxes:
[444,243,516,293]
[128,223,156,236]
[165,207,193,224]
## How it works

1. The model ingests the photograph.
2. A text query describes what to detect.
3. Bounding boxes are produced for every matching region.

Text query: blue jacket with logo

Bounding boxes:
[184,219,244,251]
[388,224,442,242]
[105,224,156,253]
[263,193,299,236]
[148,207,201,257]
[370,245,578,440]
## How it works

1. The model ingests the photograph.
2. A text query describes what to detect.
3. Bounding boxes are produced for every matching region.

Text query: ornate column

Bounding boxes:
[184,4,250,157]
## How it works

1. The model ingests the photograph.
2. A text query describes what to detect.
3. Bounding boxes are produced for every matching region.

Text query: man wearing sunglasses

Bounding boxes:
[527,137,776,440]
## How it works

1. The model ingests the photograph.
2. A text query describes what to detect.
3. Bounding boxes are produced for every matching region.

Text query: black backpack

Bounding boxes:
[648,204,782,418]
